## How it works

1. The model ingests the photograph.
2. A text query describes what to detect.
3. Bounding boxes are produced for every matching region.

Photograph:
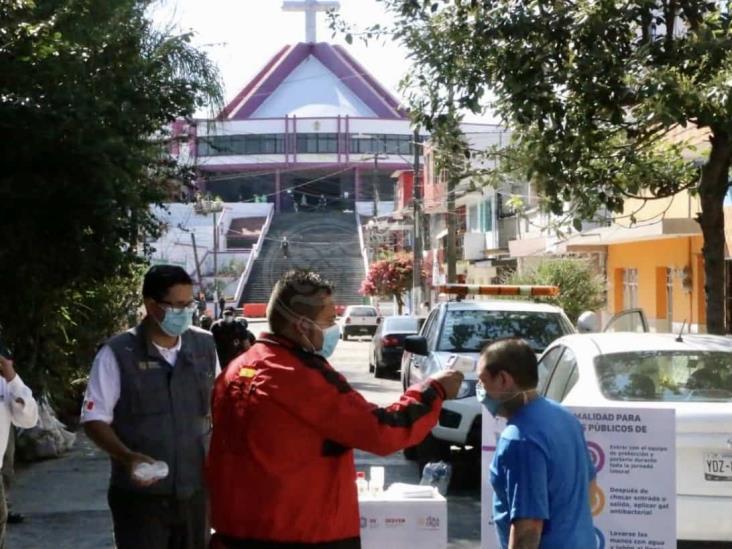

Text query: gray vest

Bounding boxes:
[106,322,217,498]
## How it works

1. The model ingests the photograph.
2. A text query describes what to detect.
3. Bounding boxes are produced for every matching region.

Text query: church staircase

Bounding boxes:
[239,211,366,307]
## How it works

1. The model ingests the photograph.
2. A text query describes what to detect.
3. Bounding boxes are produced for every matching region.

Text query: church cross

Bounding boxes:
[282,0,341,43]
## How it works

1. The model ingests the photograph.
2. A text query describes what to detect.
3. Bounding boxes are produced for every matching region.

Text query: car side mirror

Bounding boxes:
[404,335,429,356]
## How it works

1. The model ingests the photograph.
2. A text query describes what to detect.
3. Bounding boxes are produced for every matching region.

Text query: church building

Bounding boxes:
[174,0,417,213]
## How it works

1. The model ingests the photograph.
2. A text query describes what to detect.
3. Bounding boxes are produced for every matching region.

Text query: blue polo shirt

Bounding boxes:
[489,397,596,549]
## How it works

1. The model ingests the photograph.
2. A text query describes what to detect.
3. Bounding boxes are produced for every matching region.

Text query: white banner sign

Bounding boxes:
[481,406,676,549]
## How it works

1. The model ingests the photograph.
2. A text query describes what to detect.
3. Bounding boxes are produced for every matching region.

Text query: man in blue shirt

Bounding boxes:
[477,338,596,549]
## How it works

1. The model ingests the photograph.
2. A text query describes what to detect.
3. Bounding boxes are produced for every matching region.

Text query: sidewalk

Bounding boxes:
[5,433,480,549]
[7,433,113,549]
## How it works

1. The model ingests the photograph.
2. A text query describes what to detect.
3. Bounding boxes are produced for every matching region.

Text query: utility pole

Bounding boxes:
[411,128,422,315]
[212,209,219,316]
[190,232,203,289]
[446,173,457,283]
[372,155,380,217]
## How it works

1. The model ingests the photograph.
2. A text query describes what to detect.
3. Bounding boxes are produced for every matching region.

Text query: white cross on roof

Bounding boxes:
[282,0,341,43]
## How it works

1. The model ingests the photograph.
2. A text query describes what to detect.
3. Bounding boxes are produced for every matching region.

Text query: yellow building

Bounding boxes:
[545,182,732,334]
[511,124,732,333]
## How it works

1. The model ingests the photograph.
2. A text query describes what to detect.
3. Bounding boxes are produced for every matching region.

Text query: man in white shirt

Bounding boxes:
[0,354,39,548]
[81,265,219,549]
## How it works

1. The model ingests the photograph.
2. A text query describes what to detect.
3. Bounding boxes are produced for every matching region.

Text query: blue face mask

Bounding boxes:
[158,308,193,337]
[476,381,533,418]
[476,382,503,417]
[316,324,341,359]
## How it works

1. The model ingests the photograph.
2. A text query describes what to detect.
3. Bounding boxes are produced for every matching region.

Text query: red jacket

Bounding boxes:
[206,334,446,547]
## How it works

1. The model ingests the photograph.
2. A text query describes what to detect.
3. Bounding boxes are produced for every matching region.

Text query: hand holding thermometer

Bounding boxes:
[445,354,477,374]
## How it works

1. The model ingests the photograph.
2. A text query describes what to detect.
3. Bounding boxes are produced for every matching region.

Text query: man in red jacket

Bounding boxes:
[208,270,463,549]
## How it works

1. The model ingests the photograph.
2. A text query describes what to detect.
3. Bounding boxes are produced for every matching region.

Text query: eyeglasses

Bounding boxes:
[156,300,198,314]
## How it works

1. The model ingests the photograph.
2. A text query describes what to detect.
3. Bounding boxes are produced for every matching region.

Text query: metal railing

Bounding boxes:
[233,205,275,305]
[356,210,369,278]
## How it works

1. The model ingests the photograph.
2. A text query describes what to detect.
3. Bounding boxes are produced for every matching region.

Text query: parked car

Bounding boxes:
[537,331,732,543]
[368,316,421,378]
[339,305,380,340]
[401,299,575,460]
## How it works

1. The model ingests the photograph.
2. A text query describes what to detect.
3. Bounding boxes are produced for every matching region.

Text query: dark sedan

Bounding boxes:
[368,316,420,378]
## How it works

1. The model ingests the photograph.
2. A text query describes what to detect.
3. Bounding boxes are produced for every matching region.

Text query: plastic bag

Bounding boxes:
[419,460,452,496]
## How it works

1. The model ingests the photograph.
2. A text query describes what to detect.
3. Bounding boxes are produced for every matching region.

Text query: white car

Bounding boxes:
[538,332,732,543]
[401,300,575,453]
[339,305,380,340]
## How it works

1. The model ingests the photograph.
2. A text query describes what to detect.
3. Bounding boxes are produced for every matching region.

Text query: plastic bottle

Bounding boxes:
[419,461,452,496]
[369,466,384,496]
[356,471,368,496]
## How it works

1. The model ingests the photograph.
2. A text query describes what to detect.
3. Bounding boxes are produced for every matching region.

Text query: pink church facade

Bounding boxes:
[174,41,420,213]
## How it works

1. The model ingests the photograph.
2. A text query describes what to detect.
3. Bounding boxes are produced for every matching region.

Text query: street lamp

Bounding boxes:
[194,194,224,317]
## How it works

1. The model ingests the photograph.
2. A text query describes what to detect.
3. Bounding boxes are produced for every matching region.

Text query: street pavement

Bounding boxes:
[6,320,481,549]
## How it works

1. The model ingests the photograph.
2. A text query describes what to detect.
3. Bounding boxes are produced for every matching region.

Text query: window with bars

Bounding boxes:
[197,134,285,156]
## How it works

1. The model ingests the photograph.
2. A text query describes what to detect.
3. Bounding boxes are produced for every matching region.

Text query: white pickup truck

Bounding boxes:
[340,305,380,340]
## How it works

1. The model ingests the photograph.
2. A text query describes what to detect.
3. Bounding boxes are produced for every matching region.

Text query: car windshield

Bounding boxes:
[348,307,377,317]
[384,317,419,332]
[437,310,571,353]
[595,351,732,402]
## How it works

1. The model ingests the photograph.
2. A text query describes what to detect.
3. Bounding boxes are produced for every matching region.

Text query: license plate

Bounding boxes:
[704,453,732,481]
[358,327,369,333]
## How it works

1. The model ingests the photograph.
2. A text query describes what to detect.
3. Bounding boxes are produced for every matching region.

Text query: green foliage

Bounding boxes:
[505,259,606,323]
[0,0,222,399]
[346,0,732,332]
[45,266,146,422]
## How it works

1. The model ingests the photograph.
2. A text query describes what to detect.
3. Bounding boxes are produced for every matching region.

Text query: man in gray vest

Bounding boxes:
[81,265,219,549]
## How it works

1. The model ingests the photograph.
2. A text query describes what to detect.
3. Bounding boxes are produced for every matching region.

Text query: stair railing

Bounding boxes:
[233,205,275,306]
[355,210,369,277]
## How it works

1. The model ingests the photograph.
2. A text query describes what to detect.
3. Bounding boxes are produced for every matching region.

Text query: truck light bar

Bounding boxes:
[435,284,560,297]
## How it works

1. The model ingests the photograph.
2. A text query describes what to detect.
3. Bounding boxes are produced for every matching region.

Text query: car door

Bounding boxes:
[602,308,649,333]
[543,346,580,403]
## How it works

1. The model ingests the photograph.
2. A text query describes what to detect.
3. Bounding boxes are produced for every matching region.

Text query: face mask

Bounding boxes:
[158,308,193,337]
[302,320,340,359]
[476,382,502,417]
[476,381,533,417]
[316,324,340,359]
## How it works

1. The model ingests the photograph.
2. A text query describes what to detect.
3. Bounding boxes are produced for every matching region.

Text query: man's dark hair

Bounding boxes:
[142,265,193,301]
[480,338,538,389]
[267,270,334,334]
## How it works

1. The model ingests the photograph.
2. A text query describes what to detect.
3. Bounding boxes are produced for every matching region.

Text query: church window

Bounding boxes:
[350,135,413,155]
[198,134,284,156]
[296,133,338,154]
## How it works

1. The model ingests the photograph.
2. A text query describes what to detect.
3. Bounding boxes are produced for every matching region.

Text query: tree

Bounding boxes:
[504,259,606,323]
[0,0,222,397]
[362,1,732,333]
[360,254,419,314]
